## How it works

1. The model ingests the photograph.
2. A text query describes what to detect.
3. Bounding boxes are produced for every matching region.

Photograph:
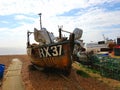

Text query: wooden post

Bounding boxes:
[59,28,62,39]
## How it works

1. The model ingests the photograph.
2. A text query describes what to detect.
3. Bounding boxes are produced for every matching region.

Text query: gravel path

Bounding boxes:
[0,55,115,90]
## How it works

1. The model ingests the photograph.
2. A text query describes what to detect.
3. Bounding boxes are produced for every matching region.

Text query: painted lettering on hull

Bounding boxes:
[38,45,63,58]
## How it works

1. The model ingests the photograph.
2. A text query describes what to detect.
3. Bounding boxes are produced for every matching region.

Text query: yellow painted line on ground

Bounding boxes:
[2,58,25,90]
[72,61,81,70]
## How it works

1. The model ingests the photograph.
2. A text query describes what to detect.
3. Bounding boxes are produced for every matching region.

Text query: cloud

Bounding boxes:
[0,0,120,49]
[0,0,94,15]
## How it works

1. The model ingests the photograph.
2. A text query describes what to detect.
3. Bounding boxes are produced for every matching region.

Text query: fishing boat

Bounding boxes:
[26,13,83,75]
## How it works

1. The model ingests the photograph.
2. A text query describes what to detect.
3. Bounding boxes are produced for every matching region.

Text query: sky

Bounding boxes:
[0,0,120,50]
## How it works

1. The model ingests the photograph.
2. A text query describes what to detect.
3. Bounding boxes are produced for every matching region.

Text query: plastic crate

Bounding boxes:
[0,64,5,78]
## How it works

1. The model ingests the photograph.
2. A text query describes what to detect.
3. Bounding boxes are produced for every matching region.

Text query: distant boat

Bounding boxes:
[86,39,116,53]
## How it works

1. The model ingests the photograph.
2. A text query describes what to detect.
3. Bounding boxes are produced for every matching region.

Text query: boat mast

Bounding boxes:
[38,13,42,30]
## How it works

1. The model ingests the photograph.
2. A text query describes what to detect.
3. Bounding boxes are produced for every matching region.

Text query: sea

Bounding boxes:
[0,47,26,55]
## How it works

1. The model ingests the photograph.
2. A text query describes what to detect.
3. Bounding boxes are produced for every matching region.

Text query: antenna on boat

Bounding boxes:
[38,13,42,30]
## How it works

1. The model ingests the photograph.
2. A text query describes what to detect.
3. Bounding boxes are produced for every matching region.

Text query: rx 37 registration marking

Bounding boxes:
[38,45,63,58]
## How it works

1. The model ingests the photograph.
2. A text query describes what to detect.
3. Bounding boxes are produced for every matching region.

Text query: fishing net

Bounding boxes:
[90,54,120,80]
